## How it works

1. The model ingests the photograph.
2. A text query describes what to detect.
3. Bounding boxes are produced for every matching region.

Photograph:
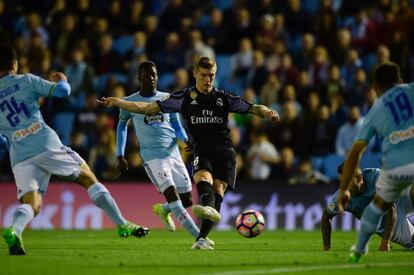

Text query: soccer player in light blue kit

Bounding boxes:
[322,164,414,252]
[0,44,149,255]
[115,61,204,243]
[338,62,414,262]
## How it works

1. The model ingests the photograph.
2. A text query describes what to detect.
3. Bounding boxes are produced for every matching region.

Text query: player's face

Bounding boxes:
[139,66,158,92]
[194,66,216,93]
[348,169,364,196]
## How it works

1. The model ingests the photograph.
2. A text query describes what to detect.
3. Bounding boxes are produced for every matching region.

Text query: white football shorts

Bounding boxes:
[144,157,192,194]
[12,146,84,199]
[376,162,414,203]
[392,186,414,249]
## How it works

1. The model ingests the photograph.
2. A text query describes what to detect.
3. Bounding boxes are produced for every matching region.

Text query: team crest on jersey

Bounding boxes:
[144,113,164,125]
[159,94,170,101]
[190,90,198,105]
[216,98,223,107]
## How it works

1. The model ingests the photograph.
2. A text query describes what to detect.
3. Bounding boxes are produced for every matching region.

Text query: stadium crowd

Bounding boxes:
[1,0,414,183]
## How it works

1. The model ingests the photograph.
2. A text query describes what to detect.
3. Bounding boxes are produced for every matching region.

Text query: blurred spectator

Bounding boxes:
[64,47,95,109]
[73,0,94,36]
[231,37,253,79]
[255,14,276,55]
[51,13,78,67]
[313,0,338,49]
[228,8,254,50]
[276,53,300,86]
[346,68,368,108]
[294,33,315,70]
[92,34,124,74]
[272,84,302,116]
[340,49,362,94]
[260,73,281,107]
[322,65,344,103]
[273,147,298,180]
[296,70,312,106]
[285,0,311,39]
[288,157,330,185]
[22,12,49,48]
[203,8,231,54]
[246,127,280,180]
[184,30,215,70]
[307,105,336,155]
[332,28,352,65]
[106,0,126,36]
[335,105,364,156]
[159,0,189,33]
[169,68,189,91]
[308,46,330,88]
[88,127,117,180]
[361,87,378,116]
[126,0,145,32]
[269,101,305,155]
[245,50,269,95]
[143,15,164,58]
[154,32,184,73]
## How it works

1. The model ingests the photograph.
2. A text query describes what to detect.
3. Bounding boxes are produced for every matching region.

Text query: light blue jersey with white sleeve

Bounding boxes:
[0,73,70,166]
[355,84,414,169]
[117,91,186,162]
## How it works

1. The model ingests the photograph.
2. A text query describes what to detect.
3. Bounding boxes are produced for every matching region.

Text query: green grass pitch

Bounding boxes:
[0,230,412,275]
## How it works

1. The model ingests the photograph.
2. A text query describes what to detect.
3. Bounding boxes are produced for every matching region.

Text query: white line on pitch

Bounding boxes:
[201,262,414,275]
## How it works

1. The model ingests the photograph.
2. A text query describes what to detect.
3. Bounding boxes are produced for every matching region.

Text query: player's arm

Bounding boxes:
[321,208,337,251]
[97,97,160,114]
[49,72,71,98]
[248,104,280,121]
[114,119,129,179]
[379,204,397,251]
[337,141,368,212]
[170,112,188,142]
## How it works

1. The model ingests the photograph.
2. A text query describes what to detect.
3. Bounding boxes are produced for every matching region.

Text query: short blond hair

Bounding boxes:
[193,56,216,71]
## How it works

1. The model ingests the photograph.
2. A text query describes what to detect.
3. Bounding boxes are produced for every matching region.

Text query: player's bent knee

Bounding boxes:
[194,170,213,183]
[76,164,98,188]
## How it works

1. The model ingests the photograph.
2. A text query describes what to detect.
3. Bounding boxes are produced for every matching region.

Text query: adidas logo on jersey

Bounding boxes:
[190,99,198,105]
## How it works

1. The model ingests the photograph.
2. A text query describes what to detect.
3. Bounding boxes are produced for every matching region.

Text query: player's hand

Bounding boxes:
[184,140,193,152]
[337,189,351,213]
[96,97,119,107]
[50,72,67,82]
[264,109,280,122]
[379,239,391,252]
[114,156,128,180]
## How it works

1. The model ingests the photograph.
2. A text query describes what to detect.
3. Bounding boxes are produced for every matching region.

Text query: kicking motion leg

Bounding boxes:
[76,164,149,238]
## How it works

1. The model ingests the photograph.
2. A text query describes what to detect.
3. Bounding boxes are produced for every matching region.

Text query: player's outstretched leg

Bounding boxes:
[78,164,150,238]
[3,227,26,255]
[153,203,176,232]
[349,201,385,263]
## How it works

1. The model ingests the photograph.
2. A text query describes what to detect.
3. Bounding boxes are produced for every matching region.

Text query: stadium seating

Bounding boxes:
[321,154,345,180]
